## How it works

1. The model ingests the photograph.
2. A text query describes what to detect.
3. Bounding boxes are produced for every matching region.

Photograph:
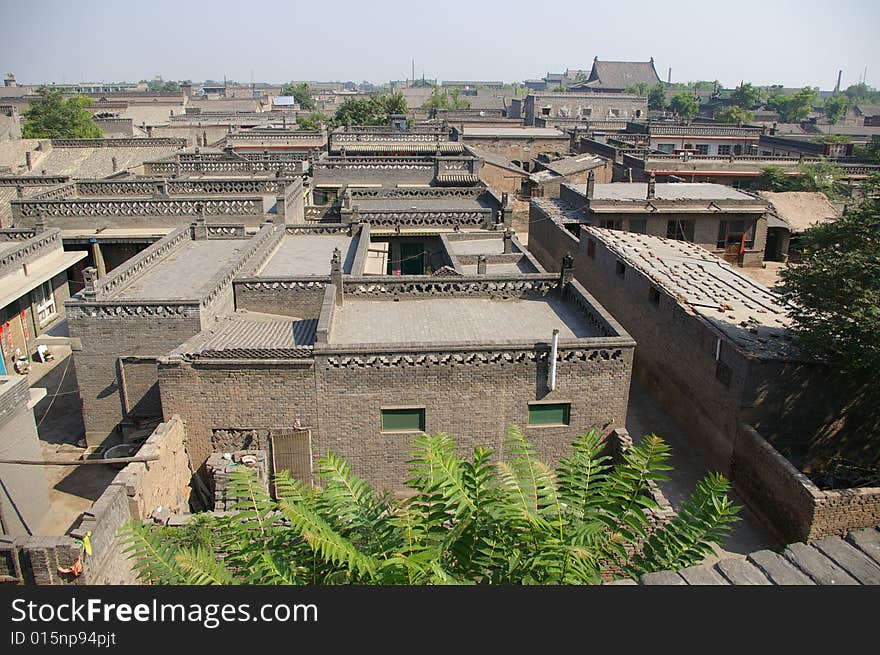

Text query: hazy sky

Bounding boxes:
[1,0,878,90]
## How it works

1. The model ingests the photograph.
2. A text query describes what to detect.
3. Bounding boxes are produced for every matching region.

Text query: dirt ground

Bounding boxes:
[736,261,787,291]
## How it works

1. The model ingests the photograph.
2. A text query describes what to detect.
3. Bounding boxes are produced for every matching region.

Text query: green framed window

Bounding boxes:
[528,403,570,426]
[381,408,425,432]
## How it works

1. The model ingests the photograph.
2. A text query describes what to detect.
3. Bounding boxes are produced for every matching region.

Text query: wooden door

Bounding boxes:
[723,235,744,266]
[270,429,313,486]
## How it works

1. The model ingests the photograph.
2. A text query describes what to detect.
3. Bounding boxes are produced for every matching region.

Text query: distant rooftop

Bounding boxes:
[257,234,356,277]
[110,239,247,300]
[576,182,759,202]
[330,297,601,345]
[584,227,798,359]
[460,127,566,138]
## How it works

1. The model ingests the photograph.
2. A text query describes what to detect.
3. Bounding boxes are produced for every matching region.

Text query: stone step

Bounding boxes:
[715,558,771,585]
[747,550,815,585]
[638,571,687,585]
[811,536,880,585]
[678,563,729,585]
[783,542,859,585]
[845,528,880,568]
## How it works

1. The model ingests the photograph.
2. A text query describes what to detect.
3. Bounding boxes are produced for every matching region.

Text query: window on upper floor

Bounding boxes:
[628,219,647,234]
[718,144,732,156]
[380,407,426,433]
[695,144,709,155]
[528,402,570,427]
[666,219,695,242]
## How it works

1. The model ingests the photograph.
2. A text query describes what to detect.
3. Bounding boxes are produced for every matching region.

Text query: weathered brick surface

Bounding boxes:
[846,528,880,567]
[715,558,772,585]
[233,280,328,319]
[811,536,880,584]
[678,564,729,585]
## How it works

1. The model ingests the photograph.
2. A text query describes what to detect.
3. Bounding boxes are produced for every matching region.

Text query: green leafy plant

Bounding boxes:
[669,93,699,120]
[715,105,753,125]
[281,82,316,110]
[121,428,739,585]
[22,87,103,138]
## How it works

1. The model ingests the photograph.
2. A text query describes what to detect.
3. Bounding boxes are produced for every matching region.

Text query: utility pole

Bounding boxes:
[412,59,415,87]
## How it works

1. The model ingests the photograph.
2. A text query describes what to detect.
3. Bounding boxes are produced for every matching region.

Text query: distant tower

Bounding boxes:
[667,68,672,84]
[835,70,842,94]
[4,73,16,87]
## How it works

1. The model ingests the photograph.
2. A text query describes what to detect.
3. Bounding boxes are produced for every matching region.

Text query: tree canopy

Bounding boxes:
[647,84,666,110]
[730,82,762,109]
[22,86,103,139]
[823,94,849,125]
[754,159,847,198]
[766,87,818,122]
[625,81,650,97]
[333,93,408,127]
[844,83,880,104]
[296,112,331,131]
[122,428,739,585]
[780,174,880,376]
[714,105,753,125]
[669,92,699,119]
[422,86,470,111]
[281,82,316,110]
[147,78,180,93]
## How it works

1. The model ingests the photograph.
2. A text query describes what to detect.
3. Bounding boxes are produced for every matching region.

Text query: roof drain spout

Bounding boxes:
[548,328,560,392]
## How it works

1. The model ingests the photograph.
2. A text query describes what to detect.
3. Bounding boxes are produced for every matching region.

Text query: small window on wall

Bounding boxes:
[657,144,674,154]
[718,145,732,156]
[528,403,570,426]
[34,280,57,326]
[380,408,425,433]
[599,219,622,230]
[628,219,647,234]
[695,144,709,155]
[666,220,695,242]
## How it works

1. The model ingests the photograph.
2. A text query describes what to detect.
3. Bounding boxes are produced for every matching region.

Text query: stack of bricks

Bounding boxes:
[206,450,270,511]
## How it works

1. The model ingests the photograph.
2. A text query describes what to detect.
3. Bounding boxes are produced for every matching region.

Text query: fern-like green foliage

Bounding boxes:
[120,428,739,585]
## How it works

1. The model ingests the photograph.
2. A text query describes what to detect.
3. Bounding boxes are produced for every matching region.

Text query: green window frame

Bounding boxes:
[380,407,426,433]
[528,403,571,427]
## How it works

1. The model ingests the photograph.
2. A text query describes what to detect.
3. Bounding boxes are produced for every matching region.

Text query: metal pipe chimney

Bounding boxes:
[548,328,559,391]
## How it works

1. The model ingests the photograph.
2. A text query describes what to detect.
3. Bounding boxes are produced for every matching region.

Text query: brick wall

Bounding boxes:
[527,204,580,274]
[731,423,880,543]
[158,360,319,474]
[463,137,570,165]
[0,416,192,585]
[233,279,329,319]
[0,376,50,536]
[478,161,526,197]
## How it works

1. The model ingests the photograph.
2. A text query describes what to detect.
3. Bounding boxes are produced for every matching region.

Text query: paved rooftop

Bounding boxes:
[352,195,493,212]
[111,239,247,300]
[257,234,355,277]
[330,296,599,345]
[447,237,512,256]
[460,260,537,275]
[582,183,758,202]
[585,227,798,359]
[462,127,566,138]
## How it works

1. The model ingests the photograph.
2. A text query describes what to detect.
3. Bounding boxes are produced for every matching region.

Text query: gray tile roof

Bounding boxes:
[588,182,758,202]
[171,312,316,360]
[579,59,661,90]
[545,154,605,177]
[584,226,800,360]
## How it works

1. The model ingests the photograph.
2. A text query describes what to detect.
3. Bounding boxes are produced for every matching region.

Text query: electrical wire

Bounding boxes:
[35,354,72,429]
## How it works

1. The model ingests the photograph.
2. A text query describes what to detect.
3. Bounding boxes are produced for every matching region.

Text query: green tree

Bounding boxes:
[669,92,699,120]
[844,83,880,104]
[780,174,880,376]
[281,82,316,110]
[147,78,180,93]
[625,81,650,97]
[795,159,847,199]
[552,84,567,92]
[333,93,408,126]
[767,87,818,122]
[715,105,753,124]
[22,87,103,139]
[422,87,471,111]
[755,165,791,191]
[447,88,470,110]
[854,138,880,162]
[730,82,762,109]
[824,94,849,125]
[647,84,666,110]
[122,428,739,585]
[296,112,331,131]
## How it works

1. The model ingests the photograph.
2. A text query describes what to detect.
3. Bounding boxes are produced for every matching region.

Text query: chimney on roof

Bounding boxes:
[477,255,487,275]
[25,151,33,171]
[586,170,595,199]
[835,70,843,94]
[647,172,656,200]
[192,203,208,240]
[34,217,47,233]
[111,156,118,172]
[560,252,574,287]
[82,267,98,299]
[331,247,344,306]
[668,68,672,84]
[503,228,513,254]
[15,184,23,198]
